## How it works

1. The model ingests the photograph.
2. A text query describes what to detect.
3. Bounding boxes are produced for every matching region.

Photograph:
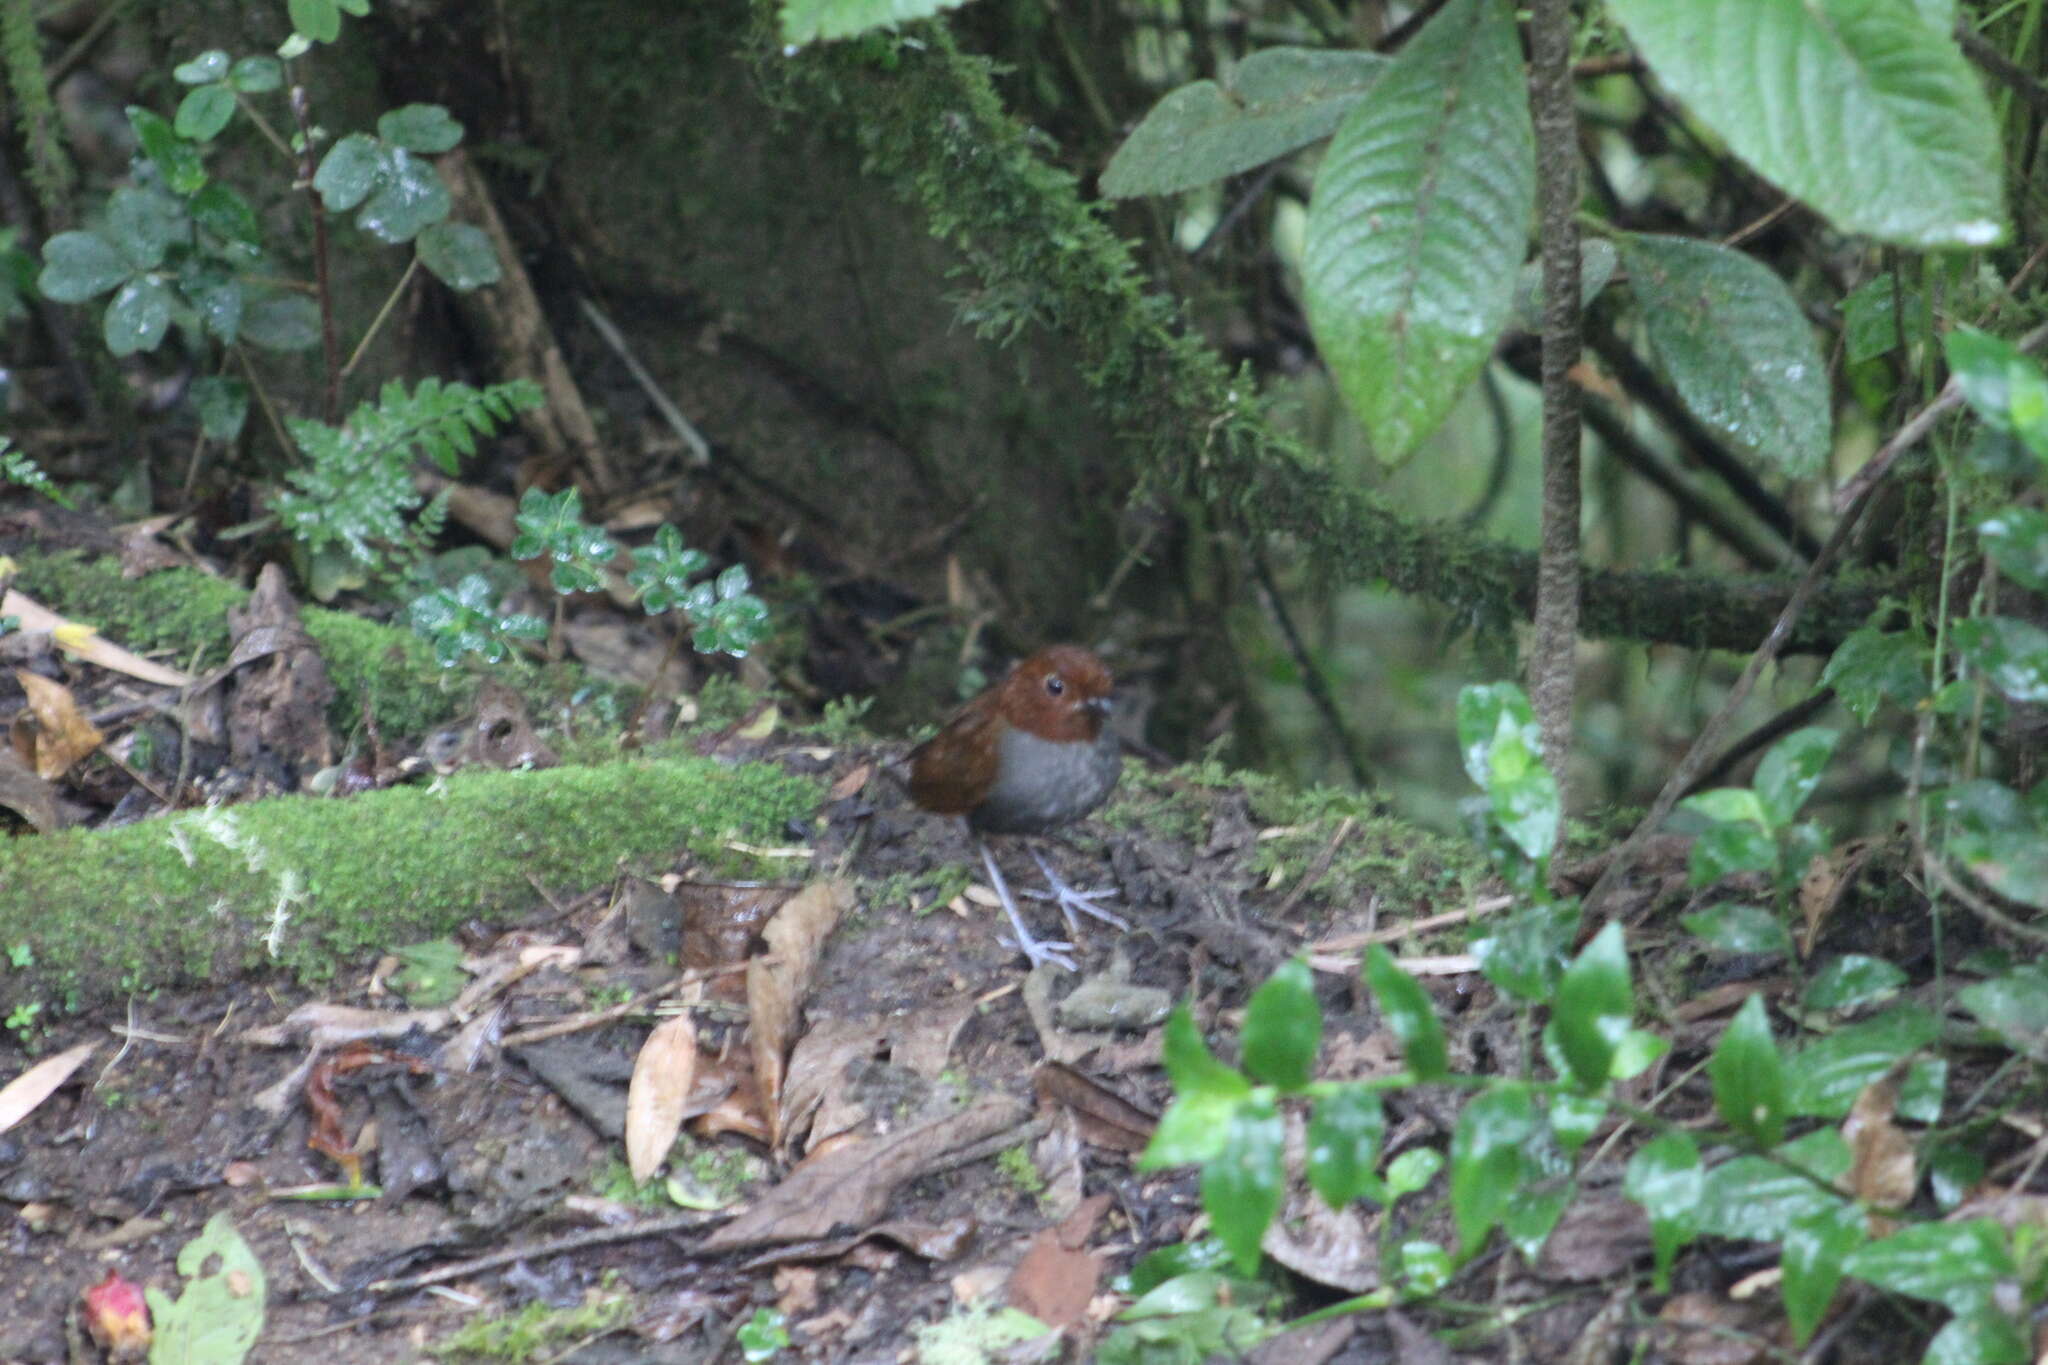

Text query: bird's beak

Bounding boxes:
[1083,695,1114,718]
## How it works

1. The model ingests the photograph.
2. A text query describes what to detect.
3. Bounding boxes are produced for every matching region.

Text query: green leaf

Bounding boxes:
[1141,1007,1251,1167]
[1363,945,1446,1080]
[378,103,464,153]
[190,375,250,442]
[1241,957,1319,1091]
[1842,1220,2015,1313]
[1710,994,1787,1147]
[1822,627,1928,723]
[1802,955,1906,1013]
[1753,728,1839,827]
[1782,1202,1866,1347]
[1456,682,1539,788]
[779,0,975,46]
[356,148,451,243]
[190,182,261,247]
[1385,1147,1442,1197]
[104,186,187,271]
[173,50,230,84]
[416,221,501,291]
[1839,273,1927,365]
[1979,507,2048,594]
[1694,1130,1849,1243]
[1449,1083,1533,1258]
[145,1212,266,1365]
[1486,717,1560,865]
[175,84,236,142]
[38,231,131,302]
[1471,899,1577,1002]
[1201,1094,1284,1275]
[1958,965,2048,1059]
[1681,903,1792,957]
[178,259,243,341]
[1547,1090,1606,1153]
[314,133,387,212]
[1618,233,1830,476]
[1553,922,1633,1089]
[104,276,173,356]
[1922,1311,2029,1365]
[1507,238,1619,335]
[1604,0,2006,248]
[1954,615,2048,703]
[1301,0,1534,462]
[241,292,322,351]
[126,106,206,195]
[290,0,342,42]
[229,56,283,92]
[1687,820,1780,885]
[1624,1132,1701,1291]
[1946,327,2021,429]
[1679,787,1767,827]
[1305,1084,1386,1208]
[1100,49,1390,198]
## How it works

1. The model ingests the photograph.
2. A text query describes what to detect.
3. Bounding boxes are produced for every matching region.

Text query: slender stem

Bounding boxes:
[1528,0,1583,816]
[286,82,341,422]
[340,256,420,381]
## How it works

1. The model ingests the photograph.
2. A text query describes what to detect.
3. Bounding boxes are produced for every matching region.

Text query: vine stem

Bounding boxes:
[1528,0,1583,822]
[340,256,420,382]
[287,82,341,423]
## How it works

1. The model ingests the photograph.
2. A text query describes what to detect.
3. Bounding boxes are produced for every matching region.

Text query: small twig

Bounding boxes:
[1275,816,1356,919]
[1247,543,1372,787]
[286,84,342,422]
[1681,688,1838,798]
[340,257,421,381]
[1311,894,1513,953]
[1722,198,1796,249]
[1921,857,2048,949]
[577,297,711,466]
[498,960,758,1048]
[359,1210,728,1296]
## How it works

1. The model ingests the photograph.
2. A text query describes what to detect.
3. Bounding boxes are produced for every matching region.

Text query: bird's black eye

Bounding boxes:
[1044,675,1065,697]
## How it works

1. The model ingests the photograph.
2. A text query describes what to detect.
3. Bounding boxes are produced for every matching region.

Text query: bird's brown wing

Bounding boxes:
[906,700,1002,816]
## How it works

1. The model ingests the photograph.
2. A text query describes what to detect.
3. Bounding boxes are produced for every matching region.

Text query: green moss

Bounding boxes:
[430,1288,634,1361]
[8,549,634,738]
[1,757,819,1012]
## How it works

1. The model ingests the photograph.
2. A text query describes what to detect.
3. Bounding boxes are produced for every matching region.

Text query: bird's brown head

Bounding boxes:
[996,645,1115,744]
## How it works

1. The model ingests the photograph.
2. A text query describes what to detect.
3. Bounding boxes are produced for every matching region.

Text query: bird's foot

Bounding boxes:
[978,838,1078,972]
[1025,847,1130,937]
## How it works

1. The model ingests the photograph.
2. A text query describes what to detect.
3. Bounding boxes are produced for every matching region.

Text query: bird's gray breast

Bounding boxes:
[968,725,1122,835]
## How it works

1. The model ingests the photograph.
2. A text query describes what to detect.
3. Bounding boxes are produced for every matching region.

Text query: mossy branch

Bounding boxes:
[1,758,820,1011]
[777,25,1884,654]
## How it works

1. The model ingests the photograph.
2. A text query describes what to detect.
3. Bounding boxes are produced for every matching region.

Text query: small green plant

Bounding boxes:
[1128,681,2041,1364]
[994,1143,1046,1203]
[812,693,876,745]
[0,439,74,508]
[7,942,32,969]
[430,1282,631,1361]
[1674,726,1839,957]
[5,999,42,1041]
[737,1307,790,1362]
[410,486,771,669]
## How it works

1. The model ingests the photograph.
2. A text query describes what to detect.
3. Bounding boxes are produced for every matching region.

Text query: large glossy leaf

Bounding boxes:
[1625,1132,1701,1291]
[1301,0,1533,462]
[1202,1095,1284,1274]
[1710,994,1787,1147]
[1619,234,1830,476]
[1101,49,1389,198]
[1783,1004,1938,1118]
[1449,1083,1533,1258]
[1605,0,2006,247]
[1241,957,1319,1092]
[779,0,973,45]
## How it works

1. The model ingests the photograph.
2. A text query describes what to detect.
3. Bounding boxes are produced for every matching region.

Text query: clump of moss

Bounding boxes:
[1,756,820,1012]
[430,1287,633,1361]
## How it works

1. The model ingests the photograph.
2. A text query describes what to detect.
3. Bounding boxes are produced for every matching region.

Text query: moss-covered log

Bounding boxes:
[0,757,819,1012]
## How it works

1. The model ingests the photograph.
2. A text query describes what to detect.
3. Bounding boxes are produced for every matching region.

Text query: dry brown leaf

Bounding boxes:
[0,1042,96,1135]
[0,745,60,831]
[239,1002,453,1049]
[703,1093,1025,1251]
[1007,1194,1111,1330]
[1532,1192,1653,1281]
[1262,1197,1376,1293]
[779,1017,880,1156]
[0,590,193,687]
[626,1014,699,1182]
[1799,837,1881,957]
[828,763,873,801]
[1842,1068,1916,1217]
[1032,1063,1154,1154]
[15,670,103,778]
[749,879,855,1146]
[1653,1292,1779,1365]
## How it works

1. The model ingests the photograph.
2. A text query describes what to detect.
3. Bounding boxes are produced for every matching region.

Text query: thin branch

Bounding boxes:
[1248,543,1372,788]
[287,83,341,423]
[1529,0,1584,797]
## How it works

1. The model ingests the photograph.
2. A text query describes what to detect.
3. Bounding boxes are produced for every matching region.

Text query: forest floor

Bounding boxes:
[0,512,1938,1365]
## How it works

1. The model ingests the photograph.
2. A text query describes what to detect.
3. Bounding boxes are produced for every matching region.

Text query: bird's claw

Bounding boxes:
[1026,848,1130,935]
[1000,931,1077,972]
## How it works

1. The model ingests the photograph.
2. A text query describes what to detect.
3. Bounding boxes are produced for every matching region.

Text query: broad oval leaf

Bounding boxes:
[1783,1202,1867,1347]
[378,103,464,154]
[1978,507,2048,593]
[103,276,173,356]
[1754,727,1839,827]
[1554,922,1633,1089]
[1710,993,1787,1147]
[1302,0,1534,462]
[1625,1132,1701,1291]
[1953,615,2048,703]
[1783,1004,1937,1118]
[356,148,451,243]
[1306,1083,1386,1208]
[38,231,130,302]
[1201,1094,1284,1274]
[1363,945,1446,1080]
[417,222,502,291]
[779,0,974,46]
[314,133,388,212]
[1841,1219,2015,1313]
[1619,234,1830,476]
[175,84,236,142]
[1241,957,1319,1091]
[1449,1082,1533,1258]
[1101,48,1390,198]
[1605,0,2006,247]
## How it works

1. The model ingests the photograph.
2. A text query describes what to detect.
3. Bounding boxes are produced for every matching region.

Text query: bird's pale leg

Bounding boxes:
[976,837,1077,972]
[1025,845,1129,937]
